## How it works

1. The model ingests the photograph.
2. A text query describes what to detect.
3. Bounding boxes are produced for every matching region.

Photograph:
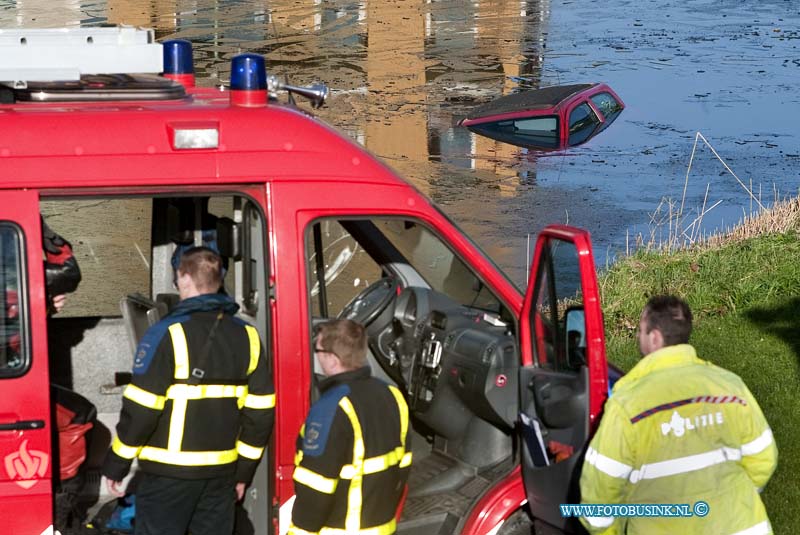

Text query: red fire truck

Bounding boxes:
[0,27,609,535]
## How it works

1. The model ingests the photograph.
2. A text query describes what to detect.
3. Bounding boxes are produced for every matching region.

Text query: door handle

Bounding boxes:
[0,420,45,431]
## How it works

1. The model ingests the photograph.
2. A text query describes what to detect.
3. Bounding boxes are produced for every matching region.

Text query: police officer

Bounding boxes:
[289,319,411,535]
[102,246,275,535]
[580,295,777,534]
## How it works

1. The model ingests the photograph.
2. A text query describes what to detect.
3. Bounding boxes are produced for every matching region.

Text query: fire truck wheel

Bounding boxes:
[498,508,535,535]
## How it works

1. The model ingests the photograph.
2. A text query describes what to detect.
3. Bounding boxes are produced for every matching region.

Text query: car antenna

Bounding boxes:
[285,74,296,106]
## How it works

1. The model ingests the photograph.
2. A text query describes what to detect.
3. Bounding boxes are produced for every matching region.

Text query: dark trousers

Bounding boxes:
[135,472,236,535]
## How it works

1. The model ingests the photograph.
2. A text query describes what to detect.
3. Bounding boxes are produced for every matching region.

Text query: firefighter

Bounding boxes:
[42,217,81,313]
[289,319,411,535]
[580,295,777,534]
[102,246,274,535]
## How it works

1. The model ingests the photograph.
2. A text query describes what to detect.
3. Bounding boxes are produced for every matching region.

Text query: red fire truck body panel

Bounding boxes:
[0,34,608,535]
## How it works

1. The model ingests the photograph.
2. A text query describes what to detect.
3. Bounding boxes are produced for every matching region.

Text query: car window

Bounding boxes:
[567,103,601,146]
[514,117,557,135]
[306,217,506,317]
[512,117,559,147]
[471,116,560,150]
[40,197,244,318]
[305,219,383,317]
[0,224,26,376]
[375,219,503,312]
[589,92,623,131]
[530,238,585,373]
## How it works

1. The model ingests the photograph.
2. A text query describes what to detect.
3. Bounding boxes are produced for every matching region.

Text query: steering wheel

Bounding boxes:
[391,287,433,367]
[338,277,399,327]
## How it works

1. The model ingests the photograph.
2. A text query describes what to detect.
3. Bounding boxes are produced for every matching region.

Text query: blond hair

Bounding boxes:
[316,319,367,370]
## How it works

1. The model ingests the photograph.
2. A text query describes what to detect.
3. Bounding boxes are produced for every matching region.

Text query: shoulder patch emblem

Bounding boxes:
[302,384,350,457]
[132,316,188,374]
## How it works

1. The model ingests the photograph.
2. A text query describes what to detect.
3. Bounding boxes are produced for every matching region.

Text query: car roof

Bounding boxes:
[464,83,595,121]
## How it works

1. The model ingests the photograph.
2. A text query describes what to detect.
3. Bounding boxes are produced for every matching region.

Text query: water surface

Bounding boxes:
[2,0,798,287]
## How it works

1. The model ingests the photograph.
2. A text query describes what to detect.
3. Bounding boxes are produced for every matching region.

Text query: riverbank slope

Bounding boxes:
[599,197,800,532]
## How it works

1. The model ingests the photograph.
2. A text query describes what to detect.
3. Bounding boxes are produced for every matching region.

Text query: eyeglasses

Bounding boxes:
[315,346,339,359]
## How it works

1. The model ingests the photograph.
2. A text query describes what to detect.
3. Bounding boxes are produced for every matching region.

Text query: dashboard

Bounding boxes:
[351,283,520,439]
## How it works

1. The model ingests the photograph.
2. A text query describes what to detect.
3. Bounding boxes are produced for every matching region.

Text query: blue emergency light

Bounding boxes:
[162,39,194,74]
[230,54,267,91]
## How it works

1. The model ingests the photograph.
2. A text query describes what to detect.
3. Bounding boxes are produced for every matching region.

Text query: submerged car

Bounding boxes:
[459,83,624,151]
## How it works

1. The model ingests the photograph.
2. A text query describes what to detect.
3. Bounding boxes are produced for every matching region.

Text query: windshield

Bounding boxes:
[305,216,514,318]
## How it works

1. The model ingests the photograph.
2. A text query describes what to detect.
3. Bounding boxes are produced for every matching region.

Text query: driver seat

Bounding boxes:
[119,293,168,355]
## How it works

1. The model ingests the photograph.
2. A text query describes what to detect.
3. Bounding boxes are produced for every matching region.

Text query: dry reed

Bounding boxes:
[629,132,800,256]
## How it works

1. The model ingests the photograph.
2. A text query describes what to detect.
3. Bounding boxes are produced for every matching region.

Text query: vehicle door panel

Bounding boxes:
[518,225,608,530]
[587,91,624,135]
[0,190,53,534]
[566,101,603,147]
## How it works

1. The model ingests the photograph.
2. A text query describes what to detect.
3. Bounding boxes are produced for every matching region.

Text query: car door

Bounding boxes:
[565,101,602,147]
[0,190,54,534]
[518,225,608,531]
[587,91,625,135]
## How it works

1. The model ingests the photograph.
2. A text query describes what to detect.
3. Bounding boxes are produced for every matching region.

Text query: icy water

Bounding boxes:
[2,0,799,286]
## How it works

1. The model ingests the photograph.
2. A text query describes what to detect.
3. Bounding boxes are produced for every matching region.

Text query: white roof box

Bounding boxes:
[0,26,163,87]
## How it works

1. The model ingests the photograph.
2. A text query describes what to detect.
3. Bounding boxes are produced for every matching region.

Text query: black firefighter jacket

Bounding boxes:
[103,293,274,483]
[289,367,411,535]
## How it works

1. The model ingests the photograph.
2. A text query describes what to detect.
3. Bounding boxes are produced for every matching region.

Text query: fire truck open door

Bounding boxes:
[518,225,608,531]
[0,190,54,533]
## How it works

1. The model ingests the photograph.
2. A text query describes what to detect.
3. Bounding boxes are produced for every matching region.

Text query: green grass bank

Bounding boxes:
[598,198,800,533]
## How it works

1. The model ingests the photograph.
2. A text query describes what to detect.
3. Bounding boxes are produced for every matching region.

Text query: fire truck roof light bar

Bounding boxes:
[0,27,163,87]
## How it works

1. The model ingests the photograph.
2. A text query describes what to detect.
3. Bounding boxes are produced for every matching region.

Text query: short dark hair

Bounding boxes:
[315,319,367,370]
[642,295,693,346]
[178,246,223,293]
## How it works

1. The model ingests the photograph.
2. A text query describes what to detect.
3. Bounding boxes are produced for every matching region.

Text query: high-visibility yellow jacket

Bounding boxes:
[580,344,777,535]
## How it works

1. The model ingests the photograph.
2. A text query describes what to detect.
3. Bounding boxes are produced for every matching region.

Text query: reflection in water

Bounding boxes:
[365,0,428,193]
[3,0,798,289]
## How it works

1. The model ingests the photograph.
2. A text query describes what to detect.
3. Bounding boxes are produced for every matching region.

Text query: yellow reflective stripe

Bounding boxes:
[294,449,304,466]
[139,446,238,466]
[742,429,774,456]
[237,440,265,460]
[166,384,247,400]
[361,453,392,475]
[341,446,408,478]
[293,466,338,494]
[338,397,364,531]
[287,524,316,535]
[318,518,397,535]
[167,323,190,451]
[388,385,409,446]
[168,397,187,451]
[245,325,260,375]
[585,446,633,480]
[244,393,276,409]
[336,387,412,479]
[730,521,771,535]
[584,516,615,528]
[112,436,142,460]
[123,384,166,410]
[168,323,190,380]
